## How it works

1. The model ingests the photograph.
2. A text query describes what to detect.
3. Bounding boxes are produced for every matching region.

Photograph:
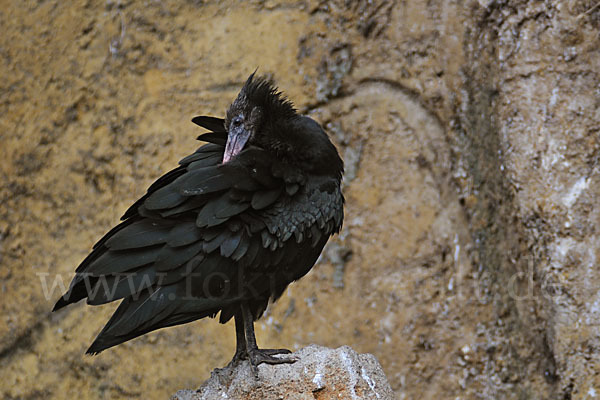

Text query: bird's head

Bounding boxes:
[223,72,296,163]
[223,73,343,179]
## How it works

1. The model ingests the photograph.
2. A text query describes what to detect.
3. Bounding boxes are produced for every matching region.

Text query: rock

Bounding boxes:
[171,345,395,400]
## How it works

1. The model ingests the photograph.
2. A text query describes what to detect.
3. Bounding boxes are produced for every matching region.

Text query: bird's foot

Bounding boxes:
[224,349,248,369]
[247,348,296,376]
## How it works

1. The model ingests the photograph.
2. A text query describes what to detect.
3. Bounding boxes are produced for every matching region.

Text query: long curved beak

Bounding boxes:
[223,125,251,164]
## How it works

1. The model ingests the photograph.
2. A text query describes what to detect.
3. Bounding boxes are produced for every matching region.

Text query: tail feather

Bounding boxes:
[52,276,100,311]
[86,286,238,355]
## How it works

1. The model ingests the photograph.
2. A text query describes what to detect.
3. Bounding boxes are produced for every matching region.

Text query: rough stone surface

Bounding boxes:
[171,345,395,400]
[0,0,598,399]
[457,1,600,397]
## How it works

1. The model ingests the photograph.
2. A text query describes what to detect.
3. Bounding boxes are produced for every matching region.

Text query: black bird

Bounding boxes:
[53,73,344,368]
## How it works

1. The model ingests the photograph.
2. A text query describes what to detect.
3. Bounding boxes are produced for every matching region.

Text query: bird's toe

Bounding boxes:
[259,348,292,356]
[248,349,297,368]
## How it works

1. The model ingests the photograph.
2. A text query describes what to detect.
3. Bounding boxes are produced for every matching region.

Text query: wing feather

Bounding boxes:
[167,221,203,247]
[105,220,172,250]
[87,246,163,276]
[191,116,225,132]
[153,241,204,272]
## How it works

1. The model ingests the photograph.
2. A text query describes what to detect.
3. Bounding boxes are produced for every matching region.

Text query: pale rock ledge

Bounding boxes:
[171,345,395,400]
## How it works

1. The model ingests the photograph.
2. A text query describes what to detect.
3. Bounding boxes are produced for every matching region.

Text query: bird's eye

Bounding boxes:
[231,116,243,128]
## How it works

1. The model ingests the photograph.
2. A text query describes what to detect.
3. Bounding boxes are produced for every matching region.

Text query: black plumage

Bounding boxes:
[53,73,344,368]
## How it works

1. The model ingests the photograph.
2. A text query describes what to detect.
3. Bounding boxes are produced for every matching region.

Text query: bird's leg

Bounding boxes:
[241,301,296,373]
[224,311,248,368]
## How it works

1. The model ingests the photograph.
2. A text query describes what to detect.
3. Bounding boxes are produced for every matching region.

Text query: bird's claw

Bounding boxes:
[223,348,249,370]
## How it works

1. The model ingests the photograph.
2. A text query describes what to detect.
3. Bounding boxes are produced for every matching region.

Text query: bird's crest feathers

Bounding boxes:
[231,72,297,121]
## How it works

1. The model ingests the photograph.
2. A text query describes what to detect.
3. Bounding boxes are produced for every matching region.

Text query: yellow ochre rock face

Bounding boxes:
[2,1,599,399]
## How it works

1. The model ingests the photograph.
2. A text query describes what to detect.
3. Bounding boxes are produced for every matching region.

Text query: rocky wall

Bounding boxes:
[0,1,598,399]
